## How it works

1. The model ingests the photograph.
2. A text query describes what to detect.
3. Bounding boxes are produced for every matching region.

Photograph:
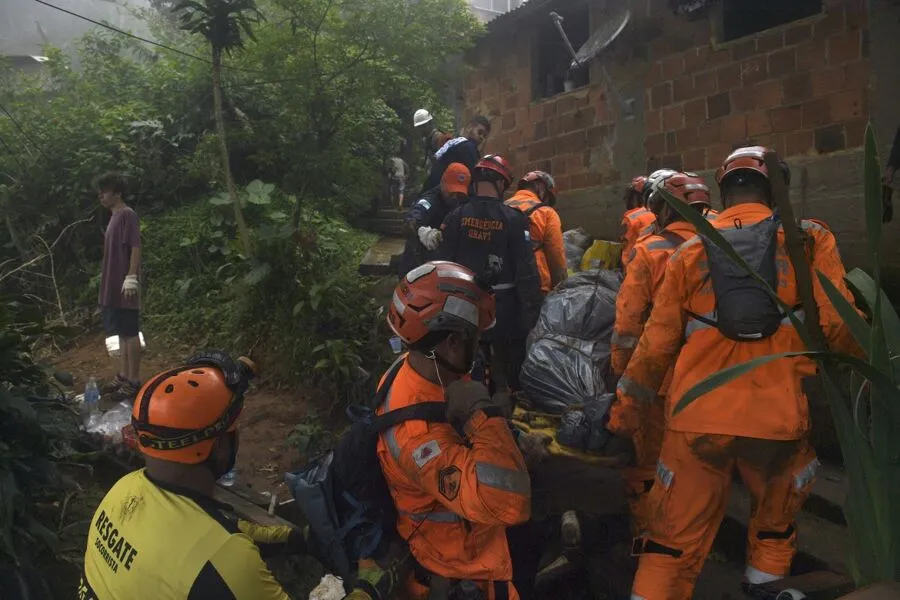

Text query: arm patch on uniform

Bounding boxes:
[438,466,461,500]
[412,440,442,469]
[416,199,432,210]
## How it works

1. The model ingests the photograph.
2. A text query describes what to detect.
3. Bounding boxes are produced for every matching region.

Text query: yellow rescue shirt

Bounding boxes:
[79,469,293,600]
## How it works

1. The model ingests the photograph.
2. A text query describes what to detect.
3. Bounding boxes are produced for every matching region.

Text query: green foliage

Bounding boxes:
[664,125,900,585]
[0,296,80,594]
[175,0,264,54]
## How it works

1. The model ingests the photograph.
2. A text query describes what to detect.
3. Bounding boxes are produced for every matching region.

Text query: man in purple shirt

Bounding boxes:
[96,172,142,402]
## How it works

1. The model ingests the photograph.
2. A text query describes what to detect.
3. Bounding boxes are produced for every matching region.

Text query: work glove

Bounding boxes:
[517,431,552,469]
[417,226,442,251]
[352,540,412,600]
[121,274,139,299]
[445,380,509,426]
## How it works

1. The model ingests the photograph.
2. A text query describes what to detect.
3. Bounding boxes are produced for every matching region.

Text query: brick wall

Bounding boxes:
[461,0,900,292]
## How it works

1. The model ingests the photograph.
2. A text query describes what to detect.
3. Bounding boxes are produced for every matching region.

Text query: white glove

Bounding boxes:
[122,274,139,299]
[417,226,442,251]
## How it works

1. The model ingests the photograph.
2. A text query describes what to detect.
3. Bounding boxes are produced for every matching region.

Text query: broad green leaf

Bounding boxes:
[659,188,812,345]
[846,267,900,378]
[243,262,271,286]
[674,350,900,417]
[209,194,231,206]
[292,302,305,316]
[816,270,871,357]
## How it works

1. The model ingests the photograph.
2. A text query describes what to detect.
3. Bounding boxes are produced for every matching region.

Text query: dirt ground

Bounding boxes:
[52,333,310,496]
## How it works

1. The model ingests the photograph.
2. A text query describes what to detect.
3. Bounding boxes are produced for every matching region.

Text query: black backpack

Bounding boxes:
[690,215,790,341]
[287,359,446,589]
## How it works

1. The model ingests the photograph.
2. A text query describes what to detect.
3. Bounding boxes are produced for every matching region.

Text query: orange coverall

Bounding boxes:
[505,190,567,294]
[620,208,657,269]
[614,204,859,600]
[609,220,698,532]
[376,360,531,600]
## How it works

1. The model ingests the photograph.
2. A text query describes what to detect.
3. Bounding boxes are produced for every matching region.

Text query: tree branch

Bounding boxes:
[0,217,93,283]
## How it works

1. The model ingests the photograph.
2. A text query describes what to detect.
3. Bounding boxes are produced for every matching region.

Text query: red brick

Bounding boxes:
[845,118,867,147]
[557,96,577,114]
[785,22,813,46]
[757,30,784,53]
[683,47,709,74]
[588,124,615,147]
[783,73,813,104]
[676,127,700,148]
[661,154,684,171]
[698,120,722,144]
[768,48,797,78]
[646,133,666,156]
[814,124,846,153]
[810,66,845,98]
[663,104,685,131]
[797,39,828,71]
[785,130,815,157]
[570,172,603,189]
[707,92,732,119]
[646,109,663,135]
[721,114,748,144]
[534,120,548,140]
[814,9,846,39]
[845,3,868,30]
[673,75,695,103]
[740,57,769,86]
[747,110,773,136]
[758,133,787,158]
[684,98,708,126]
[802,98,832,129]
[771,105,803,132]
[645,62,663,88]
[731,86,758,113]
[651,83,674,109]
[694,70,718,96]
[828,89,867,121]
[755,80,784,109]
[829,31,861,64]
[705,143,735,169]
[717,64,742,92]
[843,60,872,94]
[504,94,518,112]
[682,148,706,171]
[501,112,517,132]
[732,38,758,61]
[566,153,584,175]
[554,175,572,192]
[542,101,558,120]
[662,55,685,80]
[707,48,732,68]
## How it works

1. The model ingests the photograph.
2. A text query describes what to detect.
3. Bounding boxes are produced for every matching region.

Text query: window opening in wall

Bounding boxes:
[720,0,821,42]
[533,3,590,100]
[470,0,523,15]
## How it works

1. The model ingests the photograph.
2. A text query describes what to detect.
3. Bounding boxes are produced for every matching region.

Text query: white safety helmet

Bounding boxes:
[643,168,677,205]
[414,109,434,128]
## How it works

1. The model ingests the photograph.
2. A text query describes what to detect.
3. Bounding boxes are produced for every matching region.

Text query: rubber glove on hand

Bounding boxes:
[445,380,496,426]
[417,226,442,251]
[121,274,139,299]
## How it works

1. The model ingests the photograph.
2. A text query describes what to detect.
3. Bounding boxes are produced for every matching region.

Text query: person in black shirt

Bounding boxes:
[436,154,542,393]
[422,115,491,193]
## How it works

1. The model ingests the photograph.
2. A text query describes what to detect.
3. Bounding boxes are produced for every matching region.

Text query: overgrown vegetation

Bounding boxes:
[0,296,81,597]
[0,0,480,390]
[666,126,900,586]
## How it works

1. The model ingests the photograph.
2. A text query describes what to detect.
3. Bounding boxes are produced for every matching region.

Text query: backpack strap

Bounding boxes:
[372,402,448,433]
[523,203,548,217]
[372,356,407,408]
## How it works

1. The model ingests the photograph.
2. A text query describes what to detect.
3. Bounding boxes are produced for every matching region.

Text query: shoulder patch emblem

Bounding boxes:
[416,199,432,210]
[412,440,442,469]
[438,466,462,501]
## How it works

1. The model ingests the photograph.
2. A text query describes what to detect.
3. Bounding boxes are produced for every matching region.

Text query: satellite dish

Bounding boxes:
[550,5,635,120]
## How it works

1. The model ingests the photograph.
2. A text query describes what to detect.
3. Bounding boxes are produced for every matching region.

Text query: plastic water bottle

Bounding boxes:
[218,470,236,487]
[84,377,100,417]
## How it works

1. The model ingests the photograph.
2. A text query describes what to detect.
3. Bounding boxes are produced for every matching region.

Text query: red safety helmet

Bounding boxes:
[661,172,711,207]
[630,175,648,195]
[474,154,514,188]
[388,261,496,347]
[519,170,557,205]
[715,145,791,188]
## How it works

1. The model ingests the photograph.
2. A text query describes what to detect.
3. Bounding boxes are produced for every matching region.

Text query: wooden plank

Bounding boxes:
[213,484,298,529]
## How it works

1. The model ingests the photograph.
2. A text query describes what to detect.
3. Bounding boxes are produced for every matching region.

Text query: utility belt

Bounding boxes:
[413,560,511,600]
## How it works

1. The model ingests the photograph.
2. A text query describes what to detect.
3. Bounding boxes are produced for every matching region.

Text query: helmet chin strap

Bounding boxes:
[425,339,477,378]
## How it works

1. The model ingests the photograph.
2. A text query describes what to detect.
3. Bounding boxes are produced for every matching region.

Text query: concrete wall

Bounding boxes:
[463,0,900,290]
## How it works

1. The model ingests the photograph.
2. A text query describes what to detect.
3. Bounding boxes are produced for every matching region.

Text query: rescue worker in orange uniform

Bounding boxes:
[610,146,860,599]
[619,176,655,269]
[379,261,532,600]
[504,171,567,294]
[609,172,713,534]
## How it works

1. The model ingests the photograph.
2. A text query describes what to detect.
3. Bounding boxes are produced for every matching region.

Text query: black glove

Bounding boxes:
[445,380,508,426]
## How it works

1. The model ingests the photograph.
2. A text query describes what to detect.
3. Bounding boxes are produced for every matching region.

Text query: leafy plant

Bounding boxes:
[0,296,80,596]
[663,125,900,585]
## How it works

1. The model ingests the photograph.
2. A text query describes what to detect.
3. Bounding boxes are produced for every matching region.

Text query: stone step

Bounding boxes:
[359,236,405,276]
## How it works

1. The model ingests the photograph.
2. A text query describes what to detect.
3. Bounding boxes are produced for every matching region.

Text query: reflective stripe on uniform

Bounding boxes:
[400,510,462,524]
[744,565,782,585]
[611,331,639,349]
[475,462,530,496]
[639,223,655,237]
[644,238,679,252]
[383,387,402,460]
[617,375,657,405]
[493,283,516,290]
[794,458,820,490]
[684,310,806,339]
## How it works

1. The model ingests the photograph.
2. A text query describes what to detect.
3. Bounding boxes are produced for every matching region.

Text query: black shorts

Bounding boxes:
[103,307,140,338]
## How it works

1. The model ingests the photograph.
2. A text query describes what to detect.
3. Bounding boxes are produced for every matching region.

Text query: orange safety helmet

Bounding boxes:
[715,145,791,188]
[473,154,514,188]
[132,352,256,464]
[388,261,496,348]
